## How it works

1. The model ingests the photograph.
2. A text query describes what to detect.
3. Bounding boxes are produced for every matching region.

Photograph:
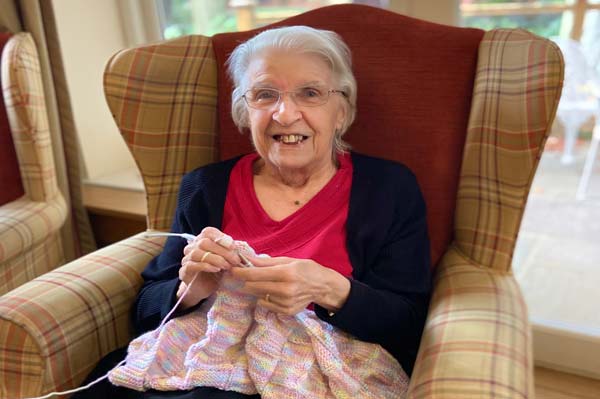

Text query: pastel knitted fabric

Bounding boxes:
[109,241,409,398]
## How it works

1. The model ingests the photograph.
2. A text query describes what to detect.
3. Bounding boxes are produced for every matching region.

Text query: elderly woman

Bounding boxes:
[75,26,431,399]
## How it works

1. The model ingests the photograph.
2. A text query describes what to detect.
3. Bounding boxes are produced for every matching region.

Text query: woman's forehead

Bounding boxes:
[245,50,333,87]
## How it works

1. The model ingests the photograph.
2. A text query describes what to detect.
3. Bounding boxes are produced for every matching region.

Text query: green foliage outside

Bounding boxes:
[465,0,567,4]
[463,14,564,37]
[461,0,569,38]
[162,0,237,38]
[160,0,348,38]
[160,1,569,39]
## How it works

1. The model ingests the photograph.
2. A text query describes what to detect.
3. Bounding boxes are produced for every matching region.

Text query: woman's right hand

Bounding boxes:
[177,227,241,309]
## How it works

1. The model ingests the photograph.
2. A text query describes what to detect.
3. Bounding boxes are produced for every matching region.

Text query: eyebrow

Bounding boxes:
[250,80,327,89]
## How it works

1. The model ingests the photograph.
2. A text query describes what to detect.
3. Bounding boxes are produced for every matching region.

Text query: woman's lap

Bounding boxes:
[71,347,260,399]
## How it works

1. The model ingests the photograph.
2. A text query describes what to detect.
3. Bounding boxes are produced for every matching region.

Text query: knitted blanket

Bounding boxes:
[109,248,408,398]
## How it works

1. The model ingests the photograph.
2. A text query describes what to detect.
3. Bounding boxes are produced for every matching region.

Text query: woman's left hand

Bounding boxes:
[229,256,351,316]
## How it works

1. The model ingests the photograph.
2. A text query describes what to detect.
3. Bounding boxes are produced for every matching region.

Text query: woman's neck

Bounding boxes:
[252,157,339,209]
[253,158,338,189]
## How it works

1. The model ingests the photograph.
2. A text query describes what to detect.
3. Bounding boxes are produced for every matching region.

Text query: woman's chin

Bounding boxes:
[268,152,313,172]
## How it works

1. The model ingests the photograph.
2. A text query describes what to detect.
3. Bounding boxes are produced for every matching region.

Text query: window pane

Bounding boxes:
[461,0,572,4]
[580,10,600,75]
[462,13,565,37]
[157,0,389,39]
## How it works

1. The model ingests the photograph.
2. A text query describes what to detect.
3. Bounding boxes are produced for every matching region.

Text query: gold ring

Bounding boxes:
[200,251,212,263]
[265,293,270,303]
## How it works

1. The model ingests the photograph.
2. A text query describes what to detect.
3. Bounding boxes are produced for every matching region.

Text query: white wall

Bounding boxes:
[53,0,137,181]
[389,0,460,26]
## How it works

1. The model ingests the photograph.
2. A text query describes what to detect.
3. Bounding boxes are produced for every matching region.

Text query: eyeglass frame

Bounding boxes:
[242,86,348,110]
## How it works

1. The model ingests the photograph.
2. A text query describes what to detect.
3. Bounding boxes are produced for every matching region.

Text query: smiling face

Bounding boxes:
[245,49,346,179]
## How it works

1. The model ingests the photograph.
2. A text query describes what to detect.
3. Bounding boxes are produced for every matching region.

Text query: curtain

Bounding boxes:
[0,0,96,259]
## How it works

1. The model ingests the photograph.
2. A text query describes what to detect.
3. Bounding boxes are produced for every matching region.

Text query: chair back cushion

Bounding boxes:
[213,4,484,266]
[0,31,24,206]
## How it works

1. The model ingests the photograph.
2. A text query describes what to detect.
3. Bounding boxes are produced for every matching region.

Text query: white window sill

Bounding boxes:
[83,167,146,219]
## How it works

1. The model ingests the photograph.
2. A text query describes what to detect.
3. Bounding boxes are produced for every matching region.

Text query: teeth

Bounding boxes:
[278,134,304,144]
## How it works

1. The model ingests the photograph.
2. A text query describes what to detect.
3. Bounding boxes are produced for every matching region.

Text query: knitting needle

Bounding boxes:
[237,251,255,268]
[145,231,253,268]
[145,231,196,242]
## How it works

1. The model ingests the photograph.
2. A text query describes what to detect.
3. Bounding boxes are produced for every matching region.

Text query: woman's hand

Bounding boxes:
[230,256,351,316]
[177,227,242,309]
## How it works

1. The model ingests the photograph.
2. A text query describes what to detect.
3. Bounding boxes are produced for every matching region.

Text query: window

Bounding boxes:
[460,0,600,40]
[155,0,389,38]
[461,0,600,379]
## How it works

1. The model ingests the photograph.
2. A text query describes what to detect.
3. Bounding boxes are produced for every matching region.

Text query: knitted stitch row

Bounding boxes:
[108,242,408,398]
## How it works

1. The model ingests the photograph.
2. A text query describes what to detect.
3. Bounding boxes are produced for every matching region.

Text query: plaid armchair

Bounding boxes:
[0,32,67,297]
[0,5,563,398]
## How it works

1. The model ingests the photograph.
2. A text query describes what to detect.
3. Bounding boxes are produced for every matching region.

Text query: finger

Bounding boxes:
[239,281,287,297]
[199,227,234,249]
[183,227,234,254]
[190,250,232,270]
[188,239,241,268]
[198,226,224,239]
[230,264,291,282]
[245,255,293,268]
[180,261,221,281]
[184,236,228,256]
[256,298,284,313]
[176,281,187,297]
[256,296,310,316]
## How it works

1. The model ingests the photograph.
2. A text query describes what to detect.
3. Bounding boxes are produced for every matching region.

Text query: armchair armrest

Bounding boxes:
[0,233,165,398]
[407,246,534,399]
[0,196,67,264]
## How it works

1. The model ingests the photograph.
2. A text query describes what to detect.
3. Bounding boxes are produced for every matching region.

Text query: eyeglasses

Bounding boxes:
[242,86,347,109]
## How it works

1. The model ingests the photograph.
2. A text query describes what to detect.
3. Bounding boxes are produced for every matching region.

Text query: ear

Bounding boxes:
[335,102,346,131]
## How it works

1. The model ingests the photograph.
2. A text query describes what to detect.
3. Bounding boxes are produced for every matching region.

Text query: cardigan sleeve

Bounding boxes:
[314,160,432,375]
[132,172,208,335]
[131,156,239,335]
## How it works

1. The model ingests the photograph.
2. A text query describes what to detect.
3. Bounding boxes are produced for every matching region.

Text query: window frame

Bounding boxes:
[460,0,600,40]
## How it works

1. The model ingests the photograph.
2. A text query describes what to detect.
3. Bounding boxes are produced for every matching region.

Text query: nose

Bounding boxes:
[272,93,301,126]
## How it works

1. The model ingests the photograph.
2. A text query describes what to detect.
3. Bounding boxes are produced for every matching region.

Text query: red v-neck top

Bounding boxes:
[222,152,354,277]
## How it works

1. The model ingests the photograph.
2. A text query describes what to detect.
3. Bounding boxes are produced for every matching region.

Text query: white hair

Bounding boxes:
[226,26,357,153]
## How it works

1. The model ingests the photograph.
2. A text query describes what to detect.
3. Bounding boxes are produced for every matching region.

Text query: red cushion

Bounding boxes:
[0,31,25,206]
[212,4,484,267]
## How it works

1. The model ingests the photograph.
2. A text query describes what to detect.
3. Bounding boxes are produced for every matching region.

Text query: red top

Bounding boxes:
[222,152,354,278]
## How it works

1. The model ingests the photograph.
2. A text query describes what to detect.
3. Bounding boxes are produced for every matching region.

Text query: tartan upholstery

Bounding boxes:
[0,32,67,296]
[0,6,563,399]
[0,198,66,294]
[408,29,562,398]
[104,35,218,231]
[0,31,25,207]
[0,233,165,397]
[2,33,60,201]
[454,29,563,272]
[410,247,533,398]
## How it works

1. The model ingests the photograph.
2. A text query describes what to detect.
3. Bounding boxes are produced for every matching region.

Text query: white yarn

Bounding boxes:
[16,232,235,399]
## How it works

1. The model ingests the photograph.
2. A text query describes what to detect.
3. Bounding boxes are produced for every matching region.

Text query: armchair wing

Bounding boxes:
[408,29,563,398]
[0,32,67,295]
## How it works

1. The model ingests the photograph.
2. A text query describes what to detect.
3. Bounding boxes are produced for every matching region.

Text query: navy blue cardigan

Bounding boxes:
[133,152,431,375]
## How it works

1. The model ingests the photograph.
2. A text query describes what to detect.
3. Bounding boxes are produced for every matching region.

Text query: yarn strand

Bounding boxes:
[15,232,221,399]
